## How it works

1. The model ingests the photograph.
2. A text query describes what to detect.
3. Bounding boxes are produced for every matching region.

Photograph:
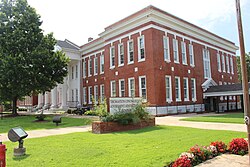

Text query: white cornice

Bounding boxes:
[96,8,237,53]
[80,38,104,55]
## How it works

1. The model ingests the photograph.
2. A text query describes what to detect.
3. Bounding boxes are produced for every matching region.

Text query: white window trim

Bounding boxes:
[83,61,86,78]
[83,87,87,104]
[100,54,104,74]
[110,80,116,97]
[183,77,189,101]
[139,75,147,100]
[118,43,124,67]
[94,85,98,102]
[181,41,187,65]
[230,56,234,74]
[127,39,134,65]
[175,76,181,102]
[173,38,179,63]
[88,59,92,77]
[88,86,92,104]
[191,78,197,102]
[217,52,221,72]
[221,54,226,72]
[128,77,135,97]
[110,46,115,69]
[163,36,170,62]
[94,57,98,76]
[119,79,125,97]
[203,48,211,79]
[226,55,230,73]
[189,43,195,67]
[165,75,172,102]
[138,35,145,62]
[100,84,105,103]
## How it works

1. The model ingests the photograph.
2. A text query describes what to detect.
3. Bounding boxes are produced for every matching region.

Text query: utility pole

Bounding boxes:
[235,0,250,164]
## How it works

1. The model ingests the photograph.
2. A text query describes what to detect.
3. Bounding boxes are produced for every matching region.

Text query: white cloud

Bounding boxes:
[27,0,249,45]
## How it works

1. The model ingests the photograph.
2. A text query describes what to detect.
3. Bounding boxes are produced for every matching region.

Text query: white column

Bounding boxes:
[43,92,50,110]
[51,87,58,109]
[37,94,43,108]
[61,84,68,110]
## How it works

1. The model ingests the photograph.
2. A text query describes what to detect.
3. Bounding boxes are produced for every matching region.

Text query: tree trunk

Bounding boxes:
[12,97,18,116]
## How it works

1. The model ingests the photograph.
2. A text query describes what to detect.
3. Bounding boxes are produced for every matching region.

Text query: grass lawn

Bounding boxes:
[5,126,246,167]
[180,113,244,124]
[0,115,91,133]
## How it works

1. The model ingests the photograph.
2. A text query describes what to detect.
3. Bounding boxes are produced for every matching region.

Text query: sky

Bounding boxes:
[27,0,250,53]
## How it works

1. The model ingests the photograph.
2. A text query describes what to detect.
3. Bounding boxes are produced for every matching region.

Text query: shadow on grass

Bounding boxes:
[12,154,30,161]
[112,125,165,135]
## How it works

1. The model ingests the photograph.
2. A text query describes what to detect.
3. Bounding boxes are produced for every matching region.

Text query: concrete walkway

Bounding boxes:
[0,125,91,142]
[155,113,246,132]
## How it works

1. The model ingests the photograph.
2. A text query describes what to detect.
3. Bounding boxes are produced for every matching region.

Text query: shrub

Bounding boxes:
[101,102,149,125]
[229,138,248,155]
[210,141,227,153]
[172,156,192,167]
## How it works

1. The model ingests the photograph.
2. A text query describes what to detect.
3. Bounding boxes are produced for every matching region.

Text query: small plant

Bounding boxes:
[189,145,206,165]
[35,112,46,121]
[228,138,248,155]
[171,156,192,167]
[210,141,227,153]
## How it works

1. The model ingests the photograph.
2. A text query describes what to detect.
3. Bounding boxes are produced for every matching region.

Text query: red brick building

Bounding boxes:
[80,5,238,115]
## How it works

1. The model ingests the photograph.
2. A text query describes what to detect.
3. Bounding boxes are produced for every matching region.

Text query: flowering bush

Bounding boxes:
[172,156,192,167]
[189,145,210,165]
[210,141,227,153]
[229,138,248,155]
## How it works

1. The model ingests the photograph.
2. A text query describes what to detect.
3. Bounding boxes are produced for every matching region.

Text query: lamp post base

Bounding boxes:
[14,147,26,156]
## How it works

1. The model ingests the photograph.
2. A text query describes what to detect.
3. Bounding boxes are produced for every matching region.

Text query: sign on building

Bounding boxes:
[109,97,142,114]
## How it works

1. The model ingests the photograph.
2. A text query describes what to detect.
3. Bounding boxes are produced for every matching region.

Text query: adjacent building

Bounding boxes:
[18,5,239,115]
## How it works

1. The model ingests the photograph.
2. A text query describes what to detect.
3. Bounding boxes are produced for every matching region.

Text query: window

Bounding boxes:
[226,55,230,73]
[139,76,146,99]
[110,81,116,97]
[181,41,187,65]
[75,89,78,102]
[163,36,170,61]
[230,56,234,74]
[128,77,135,97]
[118,43,124,66]
[94,85,98,102]
[71,66,74,79]
[119,79,125,97]
[110,46,115,68]
[71,89,74,101]
[183,78,189,101]
[83,61,86,78]
[203,48,211,78]
[189,44,195,66]
[75,65,78,79]
[217,52,221,72]
[191,78,196,101]
[88,58,92,77]
[127,40,134,64]
[94,57,98,75]
[100,54,104,74]
[165,75,172,102]
[175,77,181,101]
[173,38,179,63]
[100,84,105,103]
[138,36,145,61]
[83,87,87,104]
[88,86,92,104]
[221,54,226,72]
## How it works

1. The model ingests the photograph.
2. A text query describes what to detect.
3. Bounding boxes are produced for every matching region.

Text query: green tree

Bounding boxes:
[0,0,69,115]
[237,52,250,82]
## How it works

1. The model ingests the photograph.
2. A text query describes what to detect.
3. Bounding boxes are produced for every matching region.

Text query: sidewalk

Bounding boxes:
[0,125,91,142]
[155,113,246,132]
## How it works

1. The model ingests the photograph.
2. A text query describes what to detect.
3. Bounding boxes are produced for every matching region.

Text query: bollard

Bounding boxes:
[0,141,6,167]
